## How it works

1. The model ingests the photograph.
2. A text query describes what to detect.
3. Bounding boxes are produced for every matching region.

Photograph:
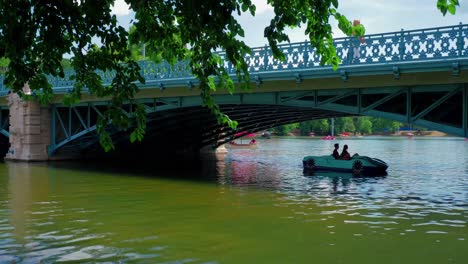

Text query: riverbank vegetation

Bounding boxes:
[272,117,412,136]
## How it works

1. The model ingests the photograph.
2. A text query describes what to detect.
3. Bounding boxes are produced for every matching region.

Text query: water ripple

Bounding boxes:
[0,137,467,262]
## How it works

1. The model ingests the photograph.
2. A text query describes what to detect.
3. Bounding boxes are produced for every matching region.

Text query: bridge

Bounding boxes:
[0,23,467,160]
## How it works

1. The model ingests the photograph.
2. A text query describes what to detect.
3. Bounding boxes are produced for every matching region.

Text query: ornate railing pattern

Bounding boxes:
[228,23,467,74]
[0,23,466,92]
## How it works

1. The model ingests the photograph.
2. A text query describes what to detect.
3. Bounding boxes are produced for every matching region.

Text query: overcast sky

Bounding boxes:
[112,0,468,48]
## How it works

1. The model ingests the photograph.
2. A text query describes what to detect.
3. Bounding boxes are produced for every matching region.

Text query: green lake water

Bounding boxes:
[0,137,467,263]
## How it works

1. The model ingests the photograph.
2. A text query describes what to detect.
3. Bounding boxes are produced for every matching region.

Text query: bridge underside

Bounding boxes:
[56,105,351,159]
[39,81,466,159]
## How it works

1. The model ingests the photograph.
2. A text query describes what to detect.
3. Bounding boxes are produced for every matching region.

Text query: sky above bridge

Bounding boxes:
[111,0,468,48]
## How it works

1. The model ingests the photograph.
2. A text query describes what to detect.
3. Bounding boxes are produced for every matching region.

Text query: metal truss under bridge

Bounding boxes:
[48,83,467,156]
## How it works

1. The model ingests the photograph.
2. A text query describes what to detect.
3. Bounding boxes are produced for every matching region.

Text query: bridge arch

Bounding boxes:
[48,81,467,157]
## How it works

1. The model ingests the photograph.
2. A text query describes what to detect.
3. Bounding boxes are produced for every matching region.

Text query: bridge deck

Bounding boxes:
[0,23,466,102]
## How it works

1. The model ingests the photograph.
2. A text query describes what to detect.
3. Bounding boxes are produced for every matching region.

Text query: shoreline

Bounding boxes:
[264,134,466,140]
[269,130,453,138]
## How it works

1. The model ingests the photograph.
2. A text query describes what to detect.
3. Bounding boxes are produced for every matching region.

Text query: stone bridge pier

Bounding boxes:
[5,89,51,161]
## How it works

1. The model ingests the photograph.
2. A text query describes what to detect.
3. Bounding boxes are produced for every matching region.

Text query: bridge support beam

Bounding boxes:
[200,144,228,155]
[200,144,228,161]
[5,88,51,161]
[464,84,468,138]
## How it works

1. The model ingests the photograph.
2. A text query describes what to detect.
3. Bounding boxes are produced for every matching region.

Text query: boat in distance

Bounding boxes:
[226,141,258,149]
[303,155,388,176]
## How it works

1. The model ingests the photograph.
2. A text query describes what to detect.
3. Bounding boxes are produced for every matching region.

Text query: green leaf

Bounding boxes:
[249,5,256,16]
[208,77,217,91]
[130,131,137,143]
[332,0,339,8]
[437,0,448,15]
[238,27,245,37]
[448,4,456,14]
[241,3,248,12]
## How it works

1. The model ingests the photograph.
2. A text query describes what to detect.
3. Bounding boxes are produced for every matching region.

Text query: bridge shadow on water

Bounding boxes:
[46,151,227,184]
[41,148,391,196]
[48,131,240,183]
[2,136,392,196]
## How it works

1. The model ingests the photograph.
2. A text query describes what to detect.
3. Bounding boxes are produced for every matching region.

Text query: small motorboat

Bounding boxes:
[303,155,388,176]
[226,141,258,149]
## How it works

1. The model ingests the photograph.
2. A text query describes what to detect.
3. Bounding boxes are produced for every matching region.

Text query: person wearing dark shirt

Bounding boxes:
[332,143,340,159]
[340,144,351,160]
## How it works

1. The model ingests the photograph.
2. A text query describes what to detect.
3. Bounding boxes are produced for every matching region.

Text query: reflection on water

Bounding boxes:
[0,137,467,263]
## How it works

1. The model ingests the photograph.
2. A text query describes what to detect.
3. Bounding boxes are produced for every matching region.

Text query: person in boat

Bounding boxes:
[249,139,256,145]
[332,143,340,159]
[339,144,351,160]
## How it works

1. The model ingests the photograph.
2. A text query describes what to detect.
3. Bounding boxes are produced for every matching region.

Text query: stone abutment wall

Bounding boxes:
[5,89,51,161]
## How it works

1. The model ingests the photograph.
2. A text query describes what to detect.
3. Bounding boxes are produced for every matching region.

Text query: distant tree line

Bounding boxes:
[272,117,406,136]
